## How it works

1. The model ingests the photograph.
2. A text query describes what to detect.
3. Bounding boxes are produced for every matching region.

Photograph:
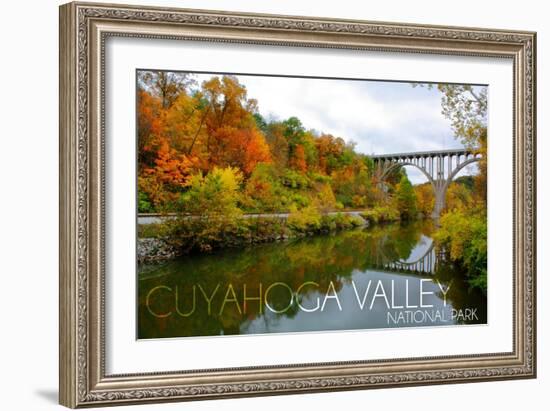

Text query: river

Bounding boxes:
[138,220,487,339]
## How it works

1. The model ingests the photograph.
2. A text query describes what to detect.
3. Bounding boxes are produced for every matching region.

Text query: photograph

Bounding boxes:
[136,70,488,339]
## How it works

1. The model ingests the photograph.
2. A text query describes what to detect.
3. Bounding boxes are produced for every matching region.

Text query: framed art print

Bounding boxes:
[59,2,537,407]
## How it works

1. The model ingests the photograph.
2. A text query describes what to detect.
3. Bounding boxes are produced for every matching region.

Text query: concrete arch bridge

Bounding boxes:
[370,148,482,219]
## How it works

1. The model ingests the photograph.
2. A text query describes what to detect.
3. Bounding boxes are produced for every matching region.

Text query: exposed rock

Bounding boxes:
[137,238,180,263]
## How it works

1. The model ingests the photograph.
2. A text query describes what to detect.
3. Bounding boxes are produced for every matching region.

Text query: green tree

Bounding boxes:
[394,173,417,220]
[282,117,318,171]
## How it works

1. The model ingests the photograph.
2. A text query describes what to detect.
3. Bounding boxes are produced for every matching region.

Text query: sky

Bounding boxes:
[191,73,485,184]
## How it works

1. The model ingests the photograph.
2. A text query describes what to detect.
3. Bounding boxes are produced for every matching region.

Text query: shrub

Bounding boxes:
[137,221,172,238]
[320,214,337,232]
[348,214,367,227]
[360,209,379,225]
[138,191,154,213]
[287,205,321,233]
[319,213,365,232]
[361,206,400,225]
[376,206,400,222]
[164,215,286,253]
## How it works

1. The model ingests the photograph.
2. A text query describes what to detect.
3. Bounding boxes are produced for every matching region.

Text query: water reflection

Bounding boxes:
[138,221,487,339]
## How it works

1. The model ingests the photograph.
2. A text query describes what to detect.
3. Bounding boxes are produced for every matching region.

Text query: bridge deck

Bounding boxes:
[369,148,476,159]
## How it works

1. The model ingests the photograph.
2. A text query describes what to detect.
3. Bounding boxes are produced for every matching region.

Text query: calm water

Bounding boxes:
[138,221,487,339]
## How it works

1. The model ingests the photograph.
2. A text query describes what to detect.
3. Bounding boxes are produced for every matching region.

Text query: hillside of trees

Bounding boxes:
[137,71,416,219]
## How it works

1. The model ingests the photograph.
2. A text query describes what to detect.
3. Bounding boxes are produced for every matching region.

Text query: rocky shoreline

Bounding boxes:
[137,238,180,264]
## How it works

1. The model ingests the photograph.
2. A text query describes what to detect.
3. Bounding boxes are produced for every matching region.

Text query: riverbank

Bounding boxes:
[138,210,374,263]
[138,209,370,225]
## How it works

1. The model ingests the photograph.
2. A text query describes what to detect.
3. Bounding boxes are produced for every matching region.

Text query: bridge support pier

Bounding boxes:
[431,180,448,220]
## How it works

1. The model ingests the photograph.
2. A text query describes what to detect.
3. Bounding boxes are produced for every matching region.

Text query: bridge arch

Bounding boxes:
[446,156,480,182]
[380,161,435,187]
[375,238,439,275]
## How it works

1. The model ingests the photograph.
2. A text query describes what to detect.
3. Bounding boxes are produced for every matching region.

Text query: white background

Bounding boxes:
[0,0,547,410]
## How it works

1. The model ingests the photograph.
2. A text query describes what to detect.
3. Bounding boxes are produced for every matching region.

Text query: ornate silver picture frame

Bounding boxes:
[59,1,536,408]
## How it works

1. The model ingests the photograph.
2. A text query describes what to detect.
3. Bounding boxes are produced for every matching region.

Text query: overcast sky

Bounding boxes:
[192,73,485,184]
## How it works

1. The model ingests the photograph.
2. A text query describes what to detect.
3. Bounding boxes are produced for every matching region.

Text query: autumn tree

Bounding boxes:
[437,85,487,148]
[282,117,317,172]
[330,157,371,208]
[138,139,198,212]
[445,179,474,212]
[428,85,488,291]
[264,122,289,171]
[440,84,487,206]
[314,183,337,213]
[181,167,243,217]
[201,76,271,173]
[163,91,210,158]
[414,183,434,217]
[419,83,488,205]
[137,88,163,171]
[242,164,280,212]
[290,144,307,173]
[316,134,346,174]
[138,70,195,109]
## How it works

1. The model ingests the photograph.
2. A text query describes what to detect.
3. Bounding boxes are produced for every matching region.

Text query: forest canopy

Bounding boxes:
[137,70,414,217]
